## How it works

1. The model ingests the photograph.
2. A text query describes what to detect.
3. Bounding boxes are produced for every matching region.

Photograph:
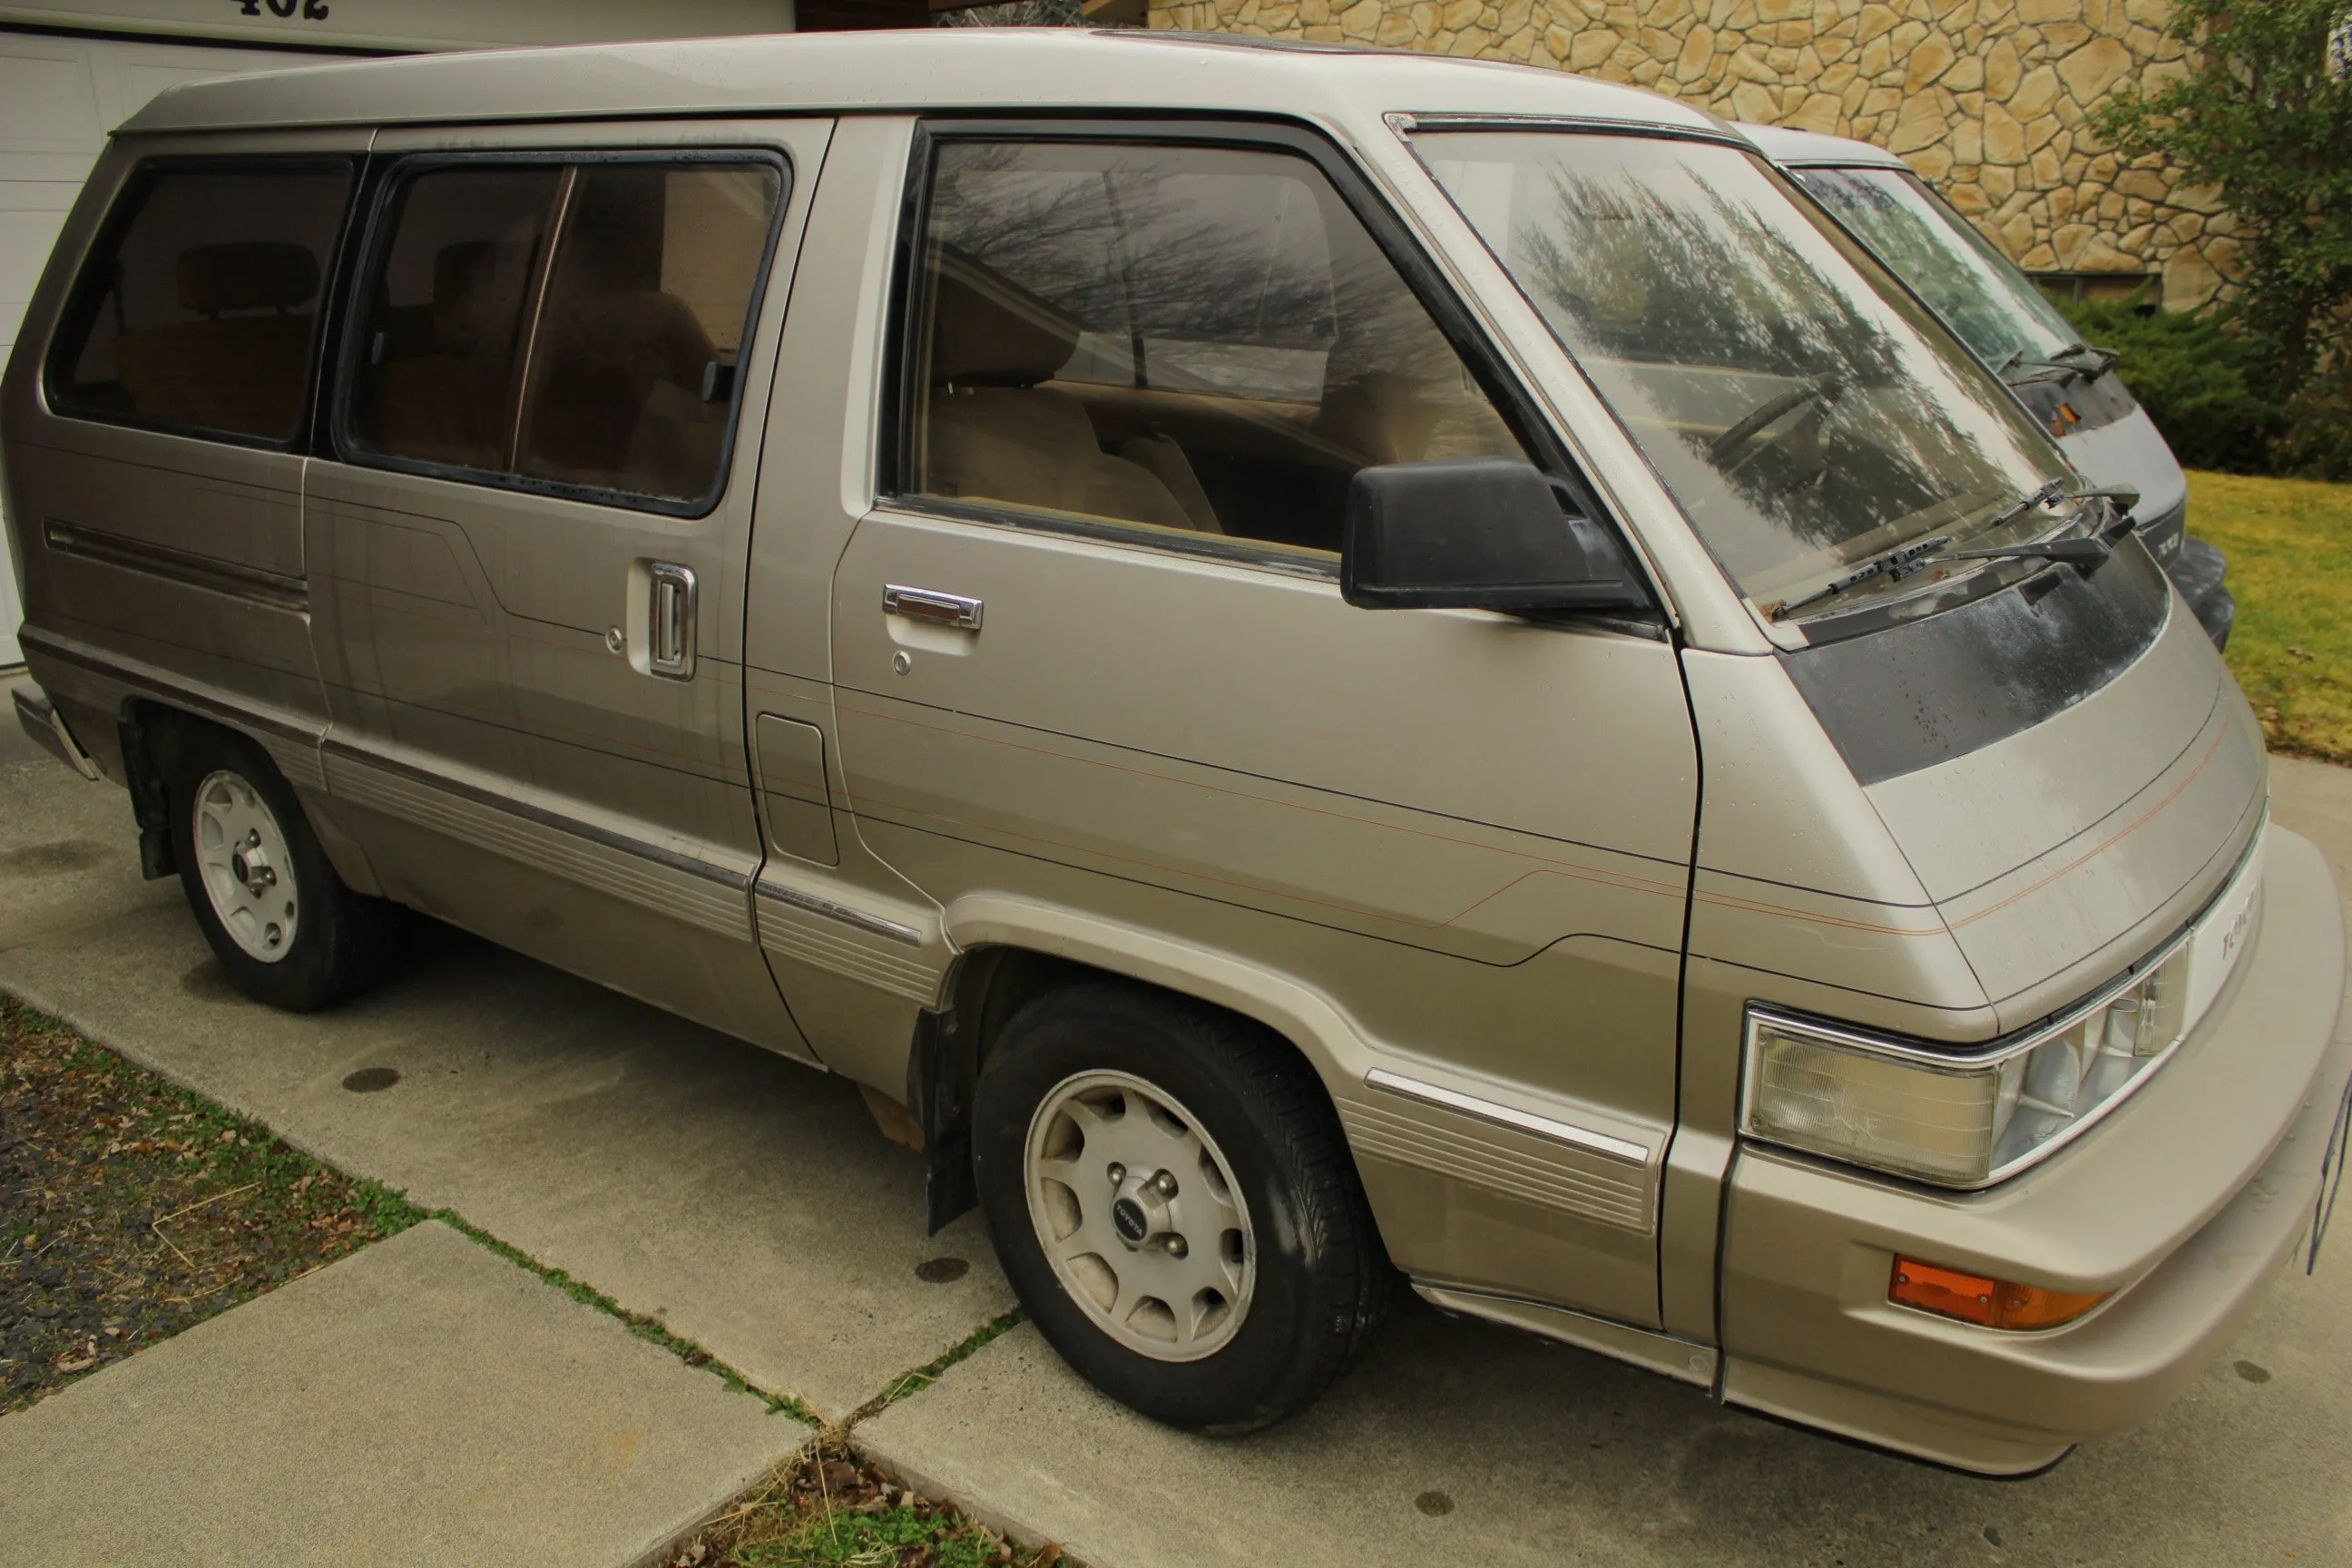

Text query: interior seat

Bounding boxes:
[361,240,534,469]
[111,240,319,438]
[1311,334,1521,468]
[519,289,723,498]
[919,251,1201,534]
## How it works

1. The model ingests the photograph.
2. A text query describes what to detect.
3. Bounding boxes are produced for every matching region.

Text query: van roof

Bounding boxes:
[1734,121,1909,171]
[117,28,1725,140]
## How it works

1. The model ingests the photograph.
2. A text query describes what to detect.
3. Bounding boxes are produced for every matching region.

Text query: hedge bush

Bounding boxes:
[2052,298,2287,474]
[2052,296,2348,481]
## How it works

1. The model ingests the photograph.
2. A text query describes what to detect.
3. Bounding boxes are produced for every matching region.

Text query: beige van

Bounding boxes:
[5,31,2347,1472]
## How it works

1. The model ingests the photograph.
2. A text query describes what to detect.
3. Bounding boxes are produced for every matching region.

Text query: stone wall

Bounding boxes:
[1147,0,2239,309]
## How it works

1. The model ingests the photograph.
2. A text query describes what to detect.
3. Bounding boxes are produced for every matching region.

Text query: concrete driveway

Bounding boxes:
[4,671,2348,1568]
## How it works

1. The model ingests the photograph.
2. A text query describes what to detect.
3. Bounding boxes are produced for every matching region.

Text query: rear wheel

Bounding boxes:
[167,726,401,1012]
[974,980,1388,1433]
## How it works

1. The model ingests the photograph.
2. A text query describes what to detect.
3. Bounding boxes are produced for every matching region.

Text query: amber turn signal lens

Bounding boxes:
[1889,1257,2108,1330]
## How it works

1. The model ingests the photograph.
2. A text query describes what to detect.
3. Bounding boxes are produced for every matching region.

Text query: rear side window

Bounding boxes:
[348,166,564,471]
[899,139,1526,557]
[344,155,784,512]
[49,162,354,445]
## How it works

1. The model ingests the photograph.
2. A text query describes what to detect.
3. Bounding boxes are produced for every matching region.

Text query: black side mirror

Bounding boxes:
[1340,458,1648,613]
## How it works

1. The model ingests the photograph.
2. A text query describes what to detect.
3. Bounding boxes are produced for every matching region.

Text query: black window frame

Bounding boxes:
[326,146,793,522]
[882,113,1655,618]
[41,153,362,454]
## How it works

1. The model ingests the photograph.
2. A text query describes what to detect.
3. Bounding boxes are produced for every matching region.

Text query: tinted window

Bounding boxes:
[515,163,781,502]
[906,141,1524,556]
[348,166,564,471]
[345,158,780,508]
[51,163,353,443]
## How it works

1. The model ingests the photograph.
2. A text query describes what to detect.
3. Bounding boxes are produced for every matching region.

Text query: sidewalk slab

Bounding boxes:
[863,1234,2352,1568]
[0,1220,803,1568]
[2274,752,2352,892]
[0,691,1014,1423]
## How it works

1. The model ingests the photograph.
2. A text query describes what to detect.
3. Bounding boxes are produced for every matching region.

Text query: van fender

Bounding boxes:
[939,892,1382,1093]
[923,894,1378,1234]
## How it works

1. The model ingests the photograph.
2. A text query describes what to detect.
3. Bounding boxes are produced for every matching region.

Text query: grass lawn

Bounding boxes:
[2186,470,2352,766]
[0,996,424,1411]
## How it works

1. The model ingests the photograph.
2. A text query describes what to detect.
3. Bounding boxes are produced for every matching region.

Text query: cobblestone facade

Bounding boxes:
[1148,0,2238,309]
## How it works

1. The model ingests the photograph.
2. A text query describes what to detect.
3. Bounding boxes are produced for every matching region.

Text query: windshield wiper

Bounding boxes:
[1769,478,2078,620]
[1770,533,1953,619]
[1710,375,1840,464]
[1975,477,2069,532]
[1998,340,2120,385]
[1935,482,2143,570]
[1769,481,2136,621]
[1939,536,2111,567]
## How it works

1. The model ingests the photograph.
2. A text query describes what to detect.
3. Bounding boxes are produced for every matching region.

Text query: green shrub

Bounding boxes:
[2091,0,2352,392]
[2274,352,2352,481]
[2052,296,2288,474]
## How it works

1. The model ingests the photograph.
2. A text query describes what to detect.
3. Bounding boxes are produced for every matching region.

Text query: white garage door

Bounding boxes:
[2,31,356,665]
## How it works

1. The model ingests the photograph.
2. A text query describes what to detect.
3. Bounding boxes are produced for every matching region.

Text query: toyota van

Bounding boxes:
[1740,121,2233,647]
[5,31,2347,1473]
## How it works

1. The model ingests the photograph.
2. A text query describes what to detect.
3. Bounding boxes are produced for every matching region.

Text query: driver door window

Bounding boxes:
[904,140,1525,557]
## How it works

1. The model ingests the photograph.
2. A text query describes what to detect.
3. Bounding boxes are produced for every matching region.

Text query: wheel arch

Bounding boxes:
[113,696,381,897]
[917,895,1377,1232]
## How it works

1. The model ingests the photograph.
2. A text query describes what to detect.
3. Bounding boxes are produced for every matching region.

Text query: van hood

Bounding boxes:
[1858,593,2266,1030]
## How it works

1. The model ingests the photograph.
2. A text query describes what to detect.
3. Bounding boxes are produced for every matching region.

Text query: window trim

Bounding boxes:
[41,153,361,454]
[880,113,1653,615]
[325,146,793,522]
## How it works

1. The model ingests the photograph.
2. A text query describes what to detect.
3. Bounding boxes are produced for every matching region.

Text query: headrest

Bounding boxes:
[432,240,529,353]
[177,242,318,316]
[926,246,1081,387]
[553,289,718,383]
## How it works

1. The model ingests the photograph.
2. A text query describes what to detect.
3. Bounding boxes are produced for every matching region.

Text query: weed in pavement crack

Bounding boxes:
[836,1308,1026,1435]
[428,1210,820,1424]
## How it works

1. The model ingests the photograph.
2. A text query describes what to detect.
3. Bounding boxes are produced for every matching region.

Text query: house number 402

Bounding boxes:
[236,0,333,18]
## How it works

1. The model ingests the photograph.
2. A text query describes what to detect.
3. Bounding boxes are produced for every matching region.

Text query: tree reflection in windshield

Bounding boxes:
[1416,133,2068,608]
[1793,167,2082,375]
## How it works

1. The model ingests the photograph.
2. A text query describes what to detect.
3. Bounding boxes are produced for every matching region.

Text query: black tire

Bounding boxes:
[973,980,1390,1434]
[165,724,402,1012]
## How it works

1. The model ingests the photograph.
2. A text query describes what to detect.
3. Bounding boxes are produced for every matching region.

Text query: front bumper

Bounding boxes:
[2138,506,2233,651]
[2171,536,2235,651]
[1717,826,2349,1474]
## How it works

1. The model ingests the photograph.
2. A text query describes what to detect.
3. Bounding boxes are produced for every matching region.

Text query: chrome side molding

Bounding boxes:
[44,518,307,612]
[755,878,923,946]
[1365,1067,1651,1165]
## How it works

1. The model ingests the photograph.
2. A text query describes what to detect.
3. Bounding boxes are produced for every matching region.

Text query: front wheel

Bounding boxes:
[167,726,402,1012]
[973,981,1389,1434]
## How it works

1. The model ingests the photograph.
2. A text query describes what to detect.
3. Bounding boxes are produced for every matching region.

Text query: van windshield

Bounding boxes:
[1410,132,2073,614]
[1788,164,2084,375]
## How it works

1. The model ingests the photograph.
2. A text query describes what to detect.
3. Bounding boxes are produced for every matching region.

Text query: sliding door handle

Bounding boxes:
[882,584,983,632]
[648,561,696,679]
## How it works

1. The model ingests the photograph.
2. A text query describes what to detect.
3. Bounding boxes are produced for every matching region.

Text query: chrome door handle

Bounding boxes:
[648,562,697,679]
[882,584,983,632]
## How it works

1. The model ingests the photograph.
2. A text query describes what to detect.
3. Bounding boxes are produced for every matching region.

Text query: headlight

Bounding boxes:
[1742,940,2196,1189]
